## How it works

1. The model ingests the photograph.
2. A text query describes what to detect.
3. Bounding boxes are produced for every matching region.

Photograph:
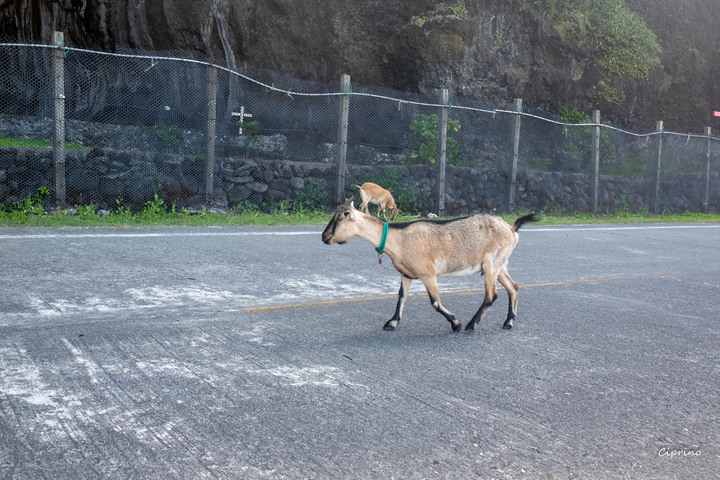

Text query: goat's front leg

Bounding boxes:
[381,204,389,221]
[422,276,462,332]
[384,275,413,330]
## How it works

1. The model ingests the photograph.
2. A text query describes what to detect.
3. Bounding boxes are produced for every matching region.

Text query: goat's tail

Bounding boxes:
[512,213,540,232]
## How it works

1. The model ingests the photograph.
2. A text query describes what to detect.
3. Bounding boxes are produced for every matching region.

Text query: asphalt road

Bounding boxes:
[1,221,719,479]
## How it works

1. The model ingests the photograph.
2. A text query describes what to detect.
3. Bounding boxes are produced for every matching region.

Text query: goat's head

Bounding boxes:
[322,198,360,245]
[390,206,400,220]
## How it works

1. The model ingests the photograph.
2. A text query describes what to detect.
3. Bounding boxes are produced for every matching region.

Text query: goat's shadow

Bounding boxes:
[335,315,517,349]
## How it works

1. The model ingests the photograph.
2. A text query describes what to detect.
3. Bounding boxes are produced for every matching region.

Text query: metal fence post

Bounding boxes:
[52,31,66,211]
[205,63,218,205]
[436,88,449,216]
[508,98,522,213]
[703,126,712,213]
[652,120,664,214]
[335,74,351,205]
[592,110,601,213]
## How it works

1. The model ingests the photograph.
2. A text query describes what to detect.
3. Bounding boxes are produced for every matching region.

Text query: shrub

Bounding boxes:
[153,123,183,153]
[293,179,328,212]
[405,113,461,165]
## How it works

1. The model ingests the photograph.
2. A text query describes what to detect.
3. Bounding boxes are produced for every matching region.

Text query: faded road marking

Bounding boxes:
[0,231,320,240]
[246,273,671,313]
[1,223,719,240]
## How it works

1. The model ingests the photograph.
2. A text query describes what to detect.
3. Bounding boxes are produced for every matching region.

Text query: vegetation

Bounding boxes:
[0,191,330,227]
[555,106,617,173]
[238,119,261,157]
[404,113,462,166]
[438,3,468,20]
[293,178,329,212]
[415,2,468,26]
[153,123,184,153]
[2,178,718,227]
[1,136,86,149]
[1,186,51,219]
[1,197,718,228]
[512,0,662,103]
[1,184,718,227]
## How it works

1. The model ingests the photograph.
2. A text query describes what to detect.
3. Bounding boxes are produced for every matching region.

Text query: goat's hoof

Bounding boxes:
[383,320,398,331]
[464,322,475,332]
[451,321,462,333]
[503,319,514,330]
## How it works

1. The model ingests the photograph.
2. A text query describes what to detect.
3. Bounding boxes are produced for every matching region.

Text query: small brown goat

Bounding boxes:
[322,198,537,332]
[355,182,400,221]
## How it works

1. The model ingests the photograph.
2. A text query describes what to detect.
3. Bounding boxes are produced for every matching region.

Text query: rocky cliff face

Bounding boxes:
[1,0,718,132]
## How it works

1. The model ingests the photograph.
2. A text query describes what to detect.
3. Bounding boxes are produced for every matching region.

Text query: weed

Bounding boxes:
[404,113,461,166]
[14,186,50,216]
[77,203,96,217]
[153,123,183,153]
[112,197,133,219]
[238,120,261,157]
[293,179,328,212]
[232,200,260,214]
[138,194,167,218]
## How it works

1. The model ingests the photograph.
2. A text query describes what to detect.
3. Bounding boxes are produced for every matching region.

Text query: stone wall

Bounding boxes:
[3,114,718,215]
[2,144,718,215]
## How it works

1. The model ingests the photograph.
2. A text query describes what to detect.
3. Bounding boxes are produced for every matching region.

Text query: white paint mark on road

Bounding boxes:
[0,346,58,406]
[525,224,720,232]
[251,365,362,388]
[12,275,452,321]
[1,223,719,241]
[125,285,249,306]
[0,230,321,240]
[23,285,256,318]
[62,338,102,384]
[0,345,88,444]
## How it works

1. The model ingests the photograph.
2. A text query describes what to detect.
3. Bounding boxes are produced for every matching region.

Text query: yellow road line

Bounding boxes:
[245,273,671,314]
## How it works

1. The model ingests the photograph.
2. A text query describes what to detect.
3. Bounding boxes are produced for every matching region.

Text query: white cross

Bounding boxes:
[232,106,253,135]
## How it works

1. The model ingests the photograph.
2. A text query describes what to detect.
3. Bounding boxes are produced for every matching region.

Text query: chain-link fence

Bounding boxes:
[2,35,720,216]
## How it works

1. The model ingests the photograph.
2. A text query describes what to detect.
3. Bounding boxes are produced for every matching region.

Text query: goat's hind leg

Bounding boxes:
[384,275,412,330]
[465,268,498,332]
[497,269,519,329]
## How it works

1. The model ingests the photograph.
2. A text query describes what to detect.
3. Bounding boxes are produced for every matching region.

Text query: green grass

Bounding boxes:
[2,187,719,227]
[506,211,720,225]
[0,136,86,149]
[0,210,332,227]
[2,208,719,228]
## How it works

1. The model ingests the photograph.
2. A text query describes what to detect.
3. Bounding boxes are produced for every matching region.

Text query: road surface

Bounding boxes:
[1,222,719,479]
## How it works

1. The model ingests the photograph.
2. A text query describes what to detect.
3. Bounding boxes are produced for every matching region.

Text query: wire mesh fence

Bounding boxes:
[2,36,720,217]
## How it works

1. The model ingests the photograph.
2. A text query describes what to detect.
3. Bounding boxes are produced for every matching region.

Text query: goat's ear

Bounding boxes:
[341,197,355,210]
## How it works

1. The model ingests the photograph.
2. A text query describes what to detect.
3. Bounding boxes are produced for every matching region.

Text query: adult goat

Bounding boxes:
[321,198,538,332]
[355,182,400,221]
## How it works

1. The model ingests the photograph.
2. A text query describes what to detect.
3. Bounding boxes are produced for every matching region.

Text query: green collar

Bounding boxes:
[375,222,388,255]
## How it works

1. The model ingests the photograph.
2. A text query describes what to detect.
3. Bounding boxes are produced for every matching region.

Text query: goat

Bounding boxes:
[355,182,400,221]
[322,198,538,332]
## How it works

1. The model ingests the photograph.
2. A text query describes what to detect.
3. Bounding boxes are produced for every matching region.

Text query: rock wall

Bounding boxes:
[1,0,719,132]
[2,143,717,215]
[2,114,718,214]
